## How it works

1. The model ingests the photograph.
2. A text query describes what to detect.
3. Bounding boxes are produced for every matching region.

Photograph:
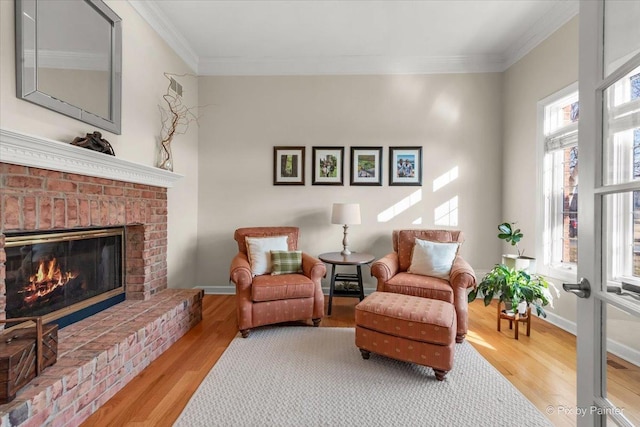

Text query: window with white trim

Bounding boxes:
[539,86,579,279]
[605,67,640,286]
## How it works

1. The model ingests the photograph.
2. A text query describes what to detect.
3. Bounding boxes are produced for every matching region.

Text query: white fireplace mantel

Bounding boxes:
[0,128,182,188]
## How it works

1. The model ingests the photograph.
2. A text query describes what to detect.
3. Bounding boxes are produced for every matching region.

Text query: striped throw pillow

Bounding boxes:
[270,250,303,275]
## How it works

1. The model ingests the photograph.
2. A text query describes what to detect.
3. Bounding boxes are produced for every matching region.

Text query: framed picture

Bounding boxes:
[350,147,383,186]
[273,146,305,185]
[389,146,422,186]
[312,147,344,185]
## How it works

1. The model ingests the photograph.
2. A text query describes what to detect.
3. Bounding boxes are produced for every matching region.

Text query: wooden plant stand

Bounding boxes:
[497,302,531,340]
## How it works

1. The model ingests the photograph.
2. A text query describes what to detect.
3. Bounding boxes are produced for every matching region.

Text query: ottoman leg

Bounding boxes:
[359,349,371,360]
[434,369,448,381]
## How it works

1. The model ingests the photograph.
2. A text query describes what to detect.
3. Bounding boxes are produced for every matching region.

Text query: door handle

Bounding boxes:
[563,278,591,299]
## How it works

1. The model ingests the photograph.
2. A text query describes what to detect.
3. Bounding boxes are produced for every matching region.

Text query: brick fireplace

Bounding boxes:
[0,129,202,426]
[1,162,168,304]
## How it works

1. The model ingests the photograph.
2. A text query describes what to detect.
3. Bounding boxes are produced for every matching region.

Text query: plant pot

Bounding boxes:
[517,300,528,315]
[502,254,536,273]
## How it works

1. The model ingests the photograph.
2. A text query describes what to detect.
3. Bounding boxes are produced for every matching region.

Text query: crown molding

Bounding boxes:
[127,0,199,73]
[502,0,579,70]
[198,54,506,76]
[0,129,183,188]
[132,0,578,76]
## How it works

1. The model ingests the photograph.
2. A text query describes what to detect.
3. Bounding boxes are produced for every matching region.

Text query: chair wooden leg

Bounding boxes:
[434,369,448,381]
[359,349,371,360]
[240,329,250,338]
[312,318,321,327]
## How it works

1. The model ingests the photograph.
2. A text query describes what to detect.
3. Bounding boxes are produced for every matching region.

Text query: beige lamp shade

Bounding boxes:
[331,203,361,225]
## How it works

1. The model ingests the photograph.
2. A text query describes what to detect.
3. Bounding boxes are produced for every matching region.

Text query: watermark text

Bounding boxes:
[546,405,625,417]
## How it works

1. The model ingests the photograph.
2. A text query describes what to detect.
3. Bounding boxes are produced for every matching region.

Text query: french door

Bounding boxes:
[576,1,640,426]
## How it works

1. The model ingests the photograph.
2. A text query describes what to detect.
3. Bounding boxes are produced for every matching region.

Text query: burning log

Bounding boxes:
[20,258,76,306]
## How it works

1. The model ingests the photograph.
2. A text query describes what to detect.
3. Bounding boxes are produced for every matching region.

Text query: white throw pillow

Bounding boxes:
[245,236,289,276]
[407,238,459,279]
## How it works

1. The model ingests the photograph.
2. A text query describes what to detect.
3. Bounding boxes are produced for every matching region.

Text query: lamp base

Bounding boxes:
[341,225,352,256]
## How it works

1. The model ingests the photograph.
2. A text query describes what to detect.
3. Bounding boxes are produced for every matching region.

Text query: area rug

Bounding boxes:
[174,327,552,427]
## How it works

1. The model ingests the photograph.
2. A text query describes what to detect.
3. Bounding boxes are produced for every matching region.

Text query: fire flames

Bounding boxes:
[24,258,76,305]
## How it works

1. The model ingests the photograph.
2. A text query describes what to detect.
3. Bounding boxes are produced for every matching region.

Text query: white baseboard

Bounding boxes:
[542,311,577,335]
[543,311,640,367]
[196,285,235,295]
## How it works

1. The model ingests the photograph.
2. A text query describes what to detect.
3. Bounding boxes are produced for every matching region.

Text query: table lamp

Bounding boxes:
[331,203,361,255]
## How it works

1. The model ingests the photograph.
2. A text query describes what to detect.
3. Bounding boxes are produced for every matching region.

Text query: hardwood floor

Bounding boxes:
[82,295,640,427]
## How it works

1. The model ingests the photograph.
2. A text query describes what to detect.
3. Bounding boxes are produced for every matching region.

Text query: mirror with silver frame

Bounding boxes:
[15,0,122,134]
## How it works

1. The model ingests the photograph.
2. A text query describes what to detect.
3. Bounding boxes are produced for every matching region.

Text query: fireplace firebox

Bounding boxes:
[4,228,124,327]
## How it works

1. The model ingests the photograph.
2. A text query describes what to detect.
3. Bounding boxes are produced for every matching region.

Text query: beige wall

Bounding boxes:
[0,0,199,289]
[196,74,503,288]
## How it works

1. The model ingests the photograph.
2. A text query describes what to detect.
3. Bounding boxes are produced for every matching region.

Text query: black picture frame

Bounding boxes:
[312,147,344,185]
[350,147,383,186]
[389,146,422,186]
[273,146,305,185]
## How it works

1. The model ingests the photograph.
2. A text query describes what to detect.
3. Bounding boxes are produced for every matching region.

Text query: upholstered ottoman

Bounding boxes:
[355,291,457,380]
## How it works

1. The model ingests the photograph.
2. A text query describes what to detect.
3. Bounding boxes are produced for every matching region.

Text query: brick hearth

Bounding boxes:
[0,158,200,426]
[0,288,203,426]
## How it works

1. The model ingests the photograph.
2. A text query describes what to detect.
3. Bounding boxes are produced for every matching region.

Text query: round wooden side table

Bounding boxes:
[318,252,375,315]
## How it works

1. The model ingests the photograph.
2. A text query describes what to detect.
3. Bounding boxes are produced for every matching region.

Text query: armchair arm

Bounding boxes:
[301,252,326,320]
[230,253,252,291]
[371,253,399,291]
[449,255,477,342]
[230,252,254,332]
[449,255,477,290]
[301,252,327,282]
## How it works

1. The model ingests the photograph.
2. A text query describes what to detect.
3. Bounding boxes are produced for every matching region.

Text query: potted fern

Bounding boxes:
[468,264,558,316]
[498,222,536,272]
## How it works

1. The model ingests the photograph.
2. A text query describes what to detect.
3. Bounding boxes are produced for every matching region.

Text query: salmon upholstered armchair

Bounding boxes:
[370,230,476,343]
[229,227,326,338]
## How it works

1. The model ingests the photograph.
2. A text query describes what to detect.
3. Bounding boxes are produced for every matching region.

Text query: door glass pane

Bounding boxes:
[603,65,640,186]
[603,191,640,303]
[605,304,640,425]
[604,0,640,77]
[563,146,578,264]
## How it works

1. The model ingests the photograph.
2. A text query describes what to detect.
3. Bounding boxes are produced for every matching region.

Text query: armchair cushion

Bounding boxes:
[386,272,454,304]
[251,274,315,302]
[270,250,303,275]
[408,238,459,279]
[245,235,289,276]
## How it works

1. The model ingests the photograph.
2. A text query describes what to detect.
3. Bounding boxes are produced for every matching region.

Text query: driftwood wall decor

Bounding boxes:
[70,131,115,156]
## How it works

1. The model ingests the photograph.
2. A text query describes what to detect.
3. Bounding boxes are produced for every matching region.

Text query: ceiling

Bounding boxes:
[128,0,579,76]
